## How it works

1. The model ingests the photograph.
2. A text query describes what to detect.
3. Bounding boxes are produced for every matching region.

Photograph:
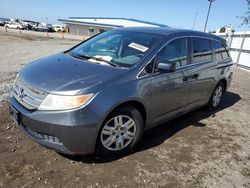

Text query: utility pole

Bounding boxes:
[204,0,215,32]
[192,12,198,30]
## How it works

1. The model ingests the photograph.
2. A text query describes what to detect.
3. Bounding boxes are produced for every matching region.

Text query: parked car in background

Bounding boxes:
[0,20,6,26]
[9,27,233,157]
[5,22,27,29]
[24,24,33,30]
[0,18,10,26]
[32,24,54,32]
[21,20,40,30]
[53,25,66,32]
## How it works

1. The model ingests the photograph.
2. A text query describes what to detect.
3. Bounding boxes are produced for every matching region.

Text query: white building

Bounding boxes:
[59,17,168,36]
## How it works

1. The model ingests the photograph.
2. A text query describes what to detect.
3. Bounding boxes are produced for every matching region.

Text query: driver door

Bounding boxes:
[150,37,191,123]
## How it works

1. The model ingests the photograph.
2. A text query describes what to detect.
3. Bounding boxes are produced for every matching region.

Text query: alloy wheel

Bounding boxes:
[101,115,137,151]
[212,85,223,107]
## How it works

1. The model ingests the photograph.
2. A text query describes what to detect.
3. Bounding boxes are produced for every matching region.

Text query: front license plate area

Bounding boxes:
[9,105,19,126]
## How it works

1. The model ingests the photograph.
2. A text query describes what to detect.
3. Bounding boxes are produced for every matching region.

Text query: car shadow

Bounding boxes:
[62,91,241,163]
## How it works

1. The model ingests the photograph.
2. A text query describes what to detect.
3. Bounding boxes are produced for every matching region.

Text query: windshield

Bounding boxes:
[69,30,163,68]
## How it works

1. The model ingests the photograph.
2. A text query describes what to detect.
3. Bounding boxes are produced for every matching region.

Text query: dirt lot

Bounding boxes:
[0,31,249,188]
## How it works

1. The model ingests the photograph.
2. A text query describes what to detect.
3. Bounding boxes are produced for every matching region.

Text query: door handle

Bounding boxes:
[183,76,189,82]
[183,73,199,82]
[193,73,199,79]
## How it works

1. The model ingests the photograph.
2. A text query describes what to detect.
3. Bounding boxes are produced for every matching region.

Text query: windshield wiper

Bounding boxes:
[88,56,120,67]
[69,52,91,60]
[70,52,119,67]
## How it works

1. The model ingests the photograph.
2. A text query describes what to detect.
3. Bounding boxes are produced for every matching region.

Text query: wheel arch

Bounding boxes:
[210,78,227,99]
[220,78,227,91]
[102,99,147,127]
[94,99,147,154]
[212,78,227,93]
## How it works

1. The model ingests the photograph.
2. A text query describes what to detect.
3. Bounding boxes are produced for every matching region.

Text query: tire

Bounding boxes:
[96,105,144,157]
[207,81,225,110]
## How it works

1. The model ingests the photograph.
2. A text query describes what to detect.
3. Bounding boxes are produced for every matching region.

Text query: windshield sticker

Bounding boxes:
[128,42,148,52]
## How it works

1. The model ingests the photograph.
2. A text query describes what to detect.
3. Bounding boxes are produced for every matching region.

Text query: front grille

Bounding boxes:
[13,76,47,110]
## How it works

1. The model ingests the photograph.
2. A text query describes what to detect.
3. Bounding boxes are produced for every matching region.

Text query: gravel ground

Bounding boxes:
[0,31,250,188]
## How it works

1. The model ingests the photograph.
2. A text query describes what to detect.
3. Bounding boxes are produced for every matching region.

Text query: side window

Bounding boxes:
[192,38,212,63]
[156,38,188,69]
[214,41,229,61]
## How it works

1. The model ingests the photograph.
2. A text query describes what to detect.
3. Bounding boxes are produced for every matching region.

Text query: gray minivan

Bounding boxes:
[9,27,233,156]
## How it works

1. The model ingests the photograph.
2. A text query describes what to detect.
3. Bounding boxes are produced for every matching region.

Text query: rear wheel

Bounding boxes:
[97,105,144,156]
[208,81,225,110]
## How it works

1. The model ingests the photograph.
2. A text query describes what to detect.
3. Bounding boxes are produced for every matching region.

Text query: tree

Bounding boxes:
[240,0,250,26]
[220,26,226,33]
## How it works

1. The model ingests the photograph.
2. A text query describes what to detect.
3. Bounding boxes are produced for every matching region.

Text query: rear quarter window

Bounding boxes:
[214,41,230,61]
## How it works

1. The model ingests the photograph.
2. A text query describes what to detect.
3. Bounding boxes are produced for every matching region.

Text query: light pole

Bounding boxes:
[204,0,215,32]
[192,12,198,30]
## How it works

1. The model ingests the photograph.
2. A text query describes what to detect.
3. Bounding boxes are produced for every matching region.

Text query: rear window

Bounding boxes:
[214,41,229,61]
[192,38,213,63]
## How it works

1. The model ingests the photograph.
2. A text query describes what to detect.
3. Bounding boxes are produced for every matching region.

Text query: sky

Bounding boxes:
[1,0,249,31]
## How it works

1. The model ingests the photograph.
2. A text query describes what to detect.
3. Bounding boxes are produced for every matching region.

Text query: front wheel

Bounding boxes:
[97,105,144,157]
[208,81,225,110]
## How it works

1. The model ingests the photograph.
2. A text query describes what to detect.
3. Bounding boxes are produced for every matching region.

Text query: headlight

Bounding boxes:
[13,73,19,87]
[38,93,95,111]
[10,73,19,97]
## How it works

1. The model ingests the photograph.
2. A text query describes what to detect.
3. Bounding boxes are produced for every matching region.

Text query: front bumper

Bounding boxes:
[9,96,102,155]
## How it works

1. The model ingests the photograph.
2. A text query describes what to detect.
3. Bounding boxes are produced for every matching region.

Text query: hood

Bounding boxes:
[20,53,127,94]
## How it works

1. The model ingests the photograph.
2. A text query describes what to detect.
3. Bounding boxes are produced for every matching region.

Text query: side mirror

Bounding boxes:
[156,60,176,73]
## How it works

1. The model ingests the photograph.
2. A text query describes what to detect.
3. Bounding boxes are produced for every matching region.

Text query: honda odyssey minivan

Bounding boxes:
[9,27,233,156]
